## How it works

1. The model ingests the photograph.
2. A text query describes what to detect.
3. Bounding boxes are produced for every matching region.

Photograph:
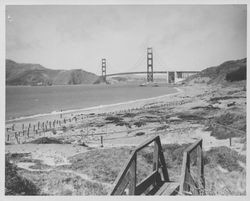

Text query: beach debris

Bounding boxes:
[134,121,146,127]
[135,132,145,136]
[227,102,236,107]
[168,116,181,122]
[27,137,63,144]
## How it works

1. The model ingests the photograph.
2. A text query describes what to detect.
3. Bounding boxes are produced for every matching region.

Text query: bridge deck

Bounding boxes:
[106,71,200,77]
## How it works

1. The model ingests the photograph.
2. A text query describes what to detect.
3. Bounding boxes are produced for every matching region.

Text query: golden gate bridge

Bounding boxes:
[100,48,200,84]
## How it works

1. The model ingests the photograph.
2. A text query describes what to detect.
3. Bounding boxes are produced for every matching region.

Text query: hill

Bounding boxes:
[6,59,99,86]
[185,58,246,85]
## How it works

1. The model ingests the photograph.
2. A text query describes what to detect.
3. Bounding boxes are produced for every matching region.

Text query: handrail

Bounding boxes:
[179,139,204,195]
[110,135,169,195]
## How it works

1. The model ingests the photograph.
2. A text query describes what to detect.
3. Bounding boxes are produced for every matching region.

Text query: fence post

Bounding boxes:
[101,136,103,147]
[229,137,232,146]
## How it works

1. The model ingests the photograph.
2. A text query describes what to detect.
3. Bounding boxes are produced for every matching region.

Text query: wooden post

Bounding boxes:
[128,155,136,195]
[7,134,10,141]
[153,141,159,187]
[197,143,204,190]
[229,137,232,146]
[22,124,24,130]
[101,136,103,147]
[60,109,62,118]
[15,132,19,144]
[27,128,30,138]
[180,152,190,194]
[12,124,15,131]
[38,122,40,129]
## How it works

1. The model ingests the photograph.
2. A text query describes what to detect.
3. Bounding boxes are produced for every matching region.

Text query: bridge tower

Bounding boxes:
[102,58,106,81]
[147,48,153,82]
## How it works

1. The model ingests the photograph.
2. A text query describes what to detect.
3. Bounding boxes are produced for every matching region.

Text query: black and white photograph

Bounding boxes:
[1,0,248,198]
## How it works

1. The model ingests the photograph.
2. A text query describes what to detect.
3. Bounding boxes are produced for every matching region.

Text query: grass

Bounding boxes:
[204,146,246,172]
[209,112,246,139]
[204,167,246,195]
[19,169,109,195]
[7,142,246,195]
[210,96,245,102]
[59,147,134,183]
[5,156,40,195]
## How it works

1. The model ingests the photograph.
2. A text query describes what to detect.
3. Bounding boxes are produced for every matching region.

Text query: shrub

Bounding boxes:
[5,157,40,195]
[226,66,246,82]
[204,146,246,172]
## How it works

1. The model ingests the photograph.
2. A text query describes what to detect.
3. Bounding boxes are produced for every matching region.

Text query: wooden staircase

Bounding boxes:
[109,136,205,195]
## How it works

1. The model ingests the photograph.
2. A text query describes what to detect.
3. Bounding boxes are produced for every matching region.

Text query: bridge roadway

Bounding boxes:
[106,71,200,77]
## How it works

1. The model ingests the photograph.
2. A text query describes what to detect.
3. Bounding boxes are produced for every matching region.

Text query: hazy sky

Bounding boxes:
[6,5,246,74]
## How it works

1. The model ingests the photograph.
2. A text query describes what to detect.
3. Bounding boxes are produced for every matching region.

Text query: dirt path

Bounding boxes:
[16,161,113,189]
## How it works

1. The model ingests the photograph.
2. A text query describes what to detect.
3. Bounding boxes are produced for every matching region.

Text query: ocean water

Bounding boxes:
[6,84,176,120]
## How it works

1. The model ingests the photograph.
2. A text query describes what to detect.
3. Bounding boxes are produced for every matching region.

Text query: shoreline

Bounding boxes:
[6,87,182,125]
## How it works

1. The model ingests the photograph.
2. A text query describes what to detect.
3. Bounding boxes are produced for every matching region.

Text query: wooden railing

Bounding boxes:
[109,135,169,195]
[179,139,205,195]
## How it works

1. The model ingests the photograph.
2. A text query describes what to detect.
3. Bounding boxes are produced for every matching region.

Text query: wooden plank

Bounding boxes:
[135,170,158,195]
[196,145,202,179]
[157,137,170,182]
[135,136,159,152]
[128,155,136,195]
[113,171,130,195]
[179,152,189,194]
[185,139,202,154]
[155,182,180,195]
[153,141,160,187]
[186,171,199,195]
[110,154,136,195]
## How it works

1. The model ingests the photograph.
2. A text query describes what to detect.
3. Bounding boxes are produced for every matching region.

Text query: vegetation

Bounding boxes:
[204,146,246,172]
[226,66,246,82]
[5,156,40,195]
[27,137,64,144]
[6,59,98,86]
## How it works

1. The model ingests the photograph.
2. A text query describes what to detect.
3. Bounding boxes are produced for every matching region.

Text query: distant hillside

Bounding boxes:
[6,59,99,86]
[185,58,246,85]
